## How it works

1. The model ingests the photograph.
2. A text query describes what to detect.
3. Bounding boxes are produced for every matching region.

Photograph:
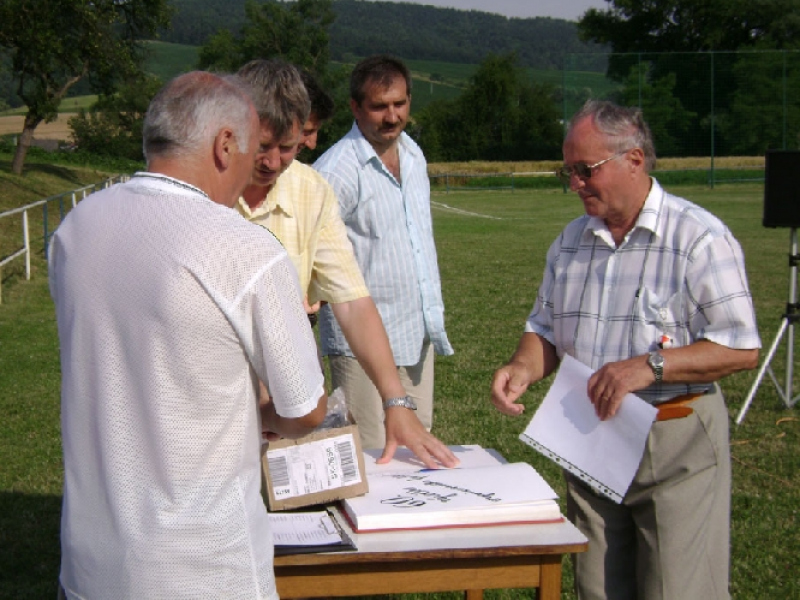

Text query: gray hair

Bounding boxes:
[568,100,657,172]
[142,71,256,163]
[237,59,310,139]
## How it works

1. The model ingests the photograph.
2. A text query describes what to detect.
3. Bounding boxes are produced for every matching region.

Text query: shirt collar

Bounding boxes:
[235,168,296,219]
[586,177,664,243]
[349,121,418,169]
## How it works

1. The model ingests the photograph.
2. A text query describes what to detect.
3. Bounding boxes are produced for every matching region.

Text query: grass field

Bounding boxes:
[0,168,798,598]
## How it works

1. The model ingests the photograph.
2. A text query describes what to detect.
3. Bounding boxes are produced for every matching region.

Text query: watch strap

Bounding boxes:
[383,395,417,411]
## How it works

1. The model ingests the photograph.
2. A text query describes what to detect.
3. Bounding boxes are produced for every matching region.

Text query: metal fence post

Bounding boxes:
[23,209,30,280]
[43,202,49,260]
[710,51,716,189]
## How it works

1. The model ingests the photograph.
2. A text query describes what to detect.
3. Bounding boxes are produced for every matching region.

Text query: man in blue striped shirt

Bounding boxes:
[314,55,453,450]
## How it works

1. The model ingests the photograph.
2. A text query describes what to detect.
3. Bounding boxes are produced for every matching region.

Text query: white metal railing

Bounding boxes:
[0,175,129,304]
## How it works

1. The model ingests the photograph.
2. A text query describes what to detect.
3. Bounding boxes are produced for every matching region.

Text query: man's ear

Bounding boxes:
[628,147,646,172]
[349,98,359,117]
[213,128,236,170]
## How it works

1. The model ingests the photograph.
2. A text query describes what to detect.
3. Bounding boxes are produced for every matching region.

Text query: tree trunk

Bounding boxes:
[11,115,42,176]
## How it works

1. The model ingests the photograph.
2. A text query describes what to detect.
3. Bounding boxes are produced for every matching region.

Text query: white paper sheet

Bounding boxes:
[269,511,344,546]
[361,444,504,477]
[520,354,658,503]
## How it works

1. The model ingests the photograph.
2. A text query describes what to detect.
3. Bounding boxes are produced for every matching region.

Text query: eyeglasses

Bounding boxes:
[556,149,632,185]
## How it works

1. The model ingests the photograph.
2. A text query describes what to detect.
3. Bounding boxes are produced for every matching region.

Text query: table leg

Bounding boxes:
[465,590,484,600]
[537,554,563,600]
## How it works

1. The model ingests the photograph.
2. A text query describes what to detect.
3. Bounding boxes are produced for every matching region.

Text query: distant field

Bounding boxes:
[427,156,765,175]
[0,114,76,140]
[0,95,95,117]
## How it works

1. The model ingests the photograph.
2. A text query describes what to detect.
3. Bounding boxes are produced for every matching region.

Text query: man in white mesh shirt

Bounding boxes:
[49,71,327,599]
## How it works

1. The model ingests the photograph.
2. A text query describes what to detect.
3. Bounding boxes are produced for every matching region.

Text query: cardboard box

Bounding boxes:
[262,424,369,511]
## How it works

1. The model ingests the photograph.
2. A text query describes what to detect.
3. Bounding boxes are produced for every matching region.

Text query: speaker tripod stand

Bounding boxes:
[736,227,800,425]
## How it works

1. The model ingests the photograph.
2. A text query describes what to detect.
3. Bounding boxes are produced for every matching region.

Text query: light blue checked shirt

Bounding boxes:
[314,123,453,365]
[527,178,761,404]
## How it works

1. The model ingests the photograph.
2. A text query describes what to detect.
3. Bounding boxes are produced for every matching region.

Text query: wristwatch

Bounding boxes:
[647,351,664,383]
[383,395,417,411]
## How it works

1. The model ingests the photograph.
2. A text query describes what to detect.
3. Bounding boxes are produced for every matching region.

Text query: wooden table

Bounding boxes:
[274,508,588,600]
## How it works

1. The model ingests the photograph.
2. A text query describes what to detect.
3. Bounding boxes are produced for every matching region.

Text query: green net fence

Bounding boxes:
[563,50,800,186]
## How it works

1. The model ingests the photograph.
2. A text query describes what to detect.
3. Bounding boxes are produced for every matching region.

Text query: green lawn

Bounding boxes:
[0,179,797,599]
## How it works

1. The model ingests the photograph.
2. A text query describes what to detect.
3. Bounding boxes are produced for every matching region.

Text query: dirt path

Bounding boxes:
[0,114,76,140]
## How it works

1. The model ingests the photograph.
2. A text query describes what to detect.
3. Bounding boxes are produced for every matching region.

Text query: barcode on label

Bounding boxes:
[335,440,357,483]
[268,455,290,488]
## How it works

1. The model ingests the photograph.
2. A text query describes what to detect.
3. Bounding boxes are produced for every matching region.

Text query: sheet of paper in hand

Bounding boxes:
[519,354,658,503]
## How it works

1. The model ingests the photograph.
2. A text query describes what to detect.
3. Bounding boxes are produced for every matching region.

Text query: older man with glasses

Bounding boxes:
[490,99,761,600]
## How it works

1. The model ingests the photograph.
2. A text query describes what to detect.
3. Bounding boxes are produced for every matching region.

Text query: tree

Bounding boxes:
[199,0,335,74]
[415,53,561,162]
[69,73,164,161]
[578,0,800,57]
[577,1,800,157]
[618,63,696,157]
[0,0,172,175]
[198,0,346,156]
[716,52,800,155]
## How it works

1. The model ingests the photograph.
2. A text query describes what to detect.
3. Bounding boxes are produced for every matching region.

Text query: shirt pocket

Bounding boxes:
[633,287,685,354]
[346,193,382,240]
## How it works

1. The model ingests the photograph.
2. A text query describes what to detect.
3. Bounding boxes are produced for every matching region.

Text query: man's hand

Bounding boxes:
[490,361,533,416]
[378,407,459,469]
[303,296,321,315]
[490,332,558,416]
[587,342,760,420]
[587,356,652,420]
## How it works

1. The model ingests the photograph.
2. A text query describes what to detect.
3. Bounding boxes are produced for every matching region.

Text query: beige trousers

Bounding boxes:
[328,342,434,450]
[566,385,731,600]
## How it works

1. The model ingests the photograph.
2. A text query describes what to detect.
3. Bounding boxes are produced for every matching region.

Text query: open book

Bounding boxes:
[340,461,562,533]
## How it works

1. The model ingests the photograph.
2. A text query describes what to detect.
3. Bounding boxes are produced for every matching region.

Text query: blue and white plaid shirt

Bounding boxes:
[314,123,453,365]
[527,178,761,403]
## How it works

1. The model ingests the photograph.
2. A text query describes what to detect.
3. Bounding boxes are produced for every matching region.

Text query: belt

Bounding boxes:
[655,392,705,421]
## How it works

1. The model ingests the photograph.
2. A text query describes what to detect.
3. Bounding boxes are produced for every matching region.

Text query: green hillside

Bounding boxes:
[143,40,200,81]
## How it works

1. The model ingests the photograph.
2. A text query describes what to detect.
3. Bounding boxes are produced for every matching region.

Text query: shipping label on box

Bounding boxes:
[263,424,368,511]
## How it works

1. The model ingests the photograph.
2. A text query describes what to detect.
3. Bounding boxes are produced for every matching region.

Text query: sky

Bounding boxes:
[368,0,611,22]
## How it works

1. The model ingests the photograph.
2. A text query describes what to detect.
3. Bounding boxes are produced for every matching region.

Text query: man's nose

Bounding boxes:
[569,171,585,192]
[305,132,318,150]
[258,149,279,170]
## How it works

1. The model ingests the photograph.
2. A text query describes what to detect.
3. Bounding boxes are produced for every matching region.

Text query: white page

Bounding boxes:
[520,354,657,503]
[362,444,504,477]
[269,511,343,546]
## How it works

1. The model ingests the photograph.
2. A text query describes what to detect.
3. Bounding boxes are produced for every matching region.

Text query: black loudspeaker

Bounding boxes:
[764,149,800,228]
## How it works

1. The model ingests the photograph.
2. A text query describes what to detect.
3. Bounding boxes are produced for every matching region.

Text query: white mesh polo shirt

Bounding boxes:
[49,174,324,600]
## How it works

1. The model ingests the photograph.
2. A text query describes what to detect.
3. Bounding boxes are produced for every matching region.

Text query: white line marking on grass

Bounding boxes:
[431,201,503,220]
